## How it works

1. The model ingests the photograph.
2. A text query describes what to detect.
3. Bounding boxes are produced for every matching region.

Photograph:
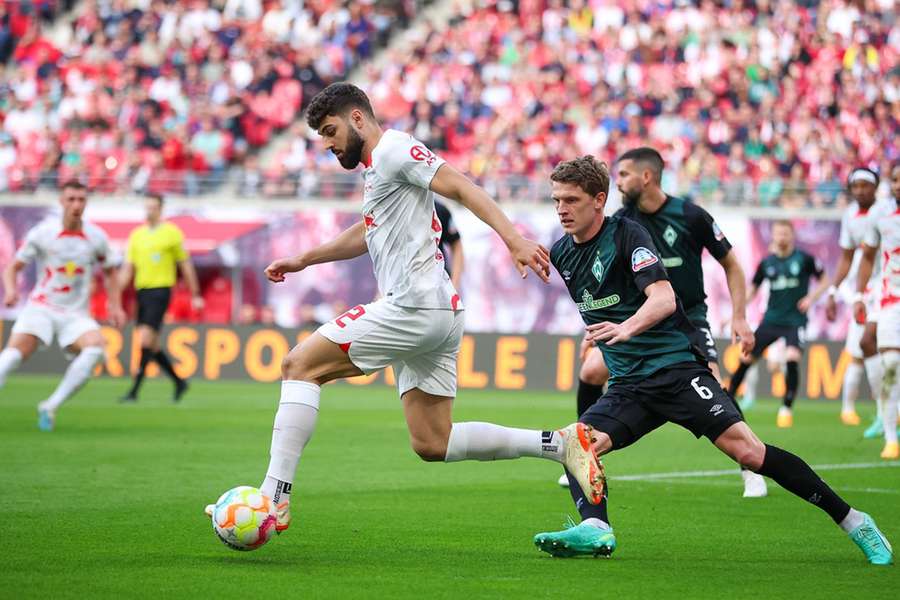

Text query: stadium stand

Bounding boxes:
[1,0,419,194]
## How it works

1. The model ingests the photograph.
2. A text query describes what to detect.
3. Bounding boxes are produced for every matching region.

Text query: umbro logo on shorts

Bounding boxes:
[709,404,724,416]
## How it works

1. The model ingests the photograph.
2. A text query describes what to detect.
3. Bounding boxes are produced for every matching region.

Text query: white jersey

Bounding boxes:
[863,199,900,309]
[838,199,888,297]
[14,218,112,313]
[361,129,460,310]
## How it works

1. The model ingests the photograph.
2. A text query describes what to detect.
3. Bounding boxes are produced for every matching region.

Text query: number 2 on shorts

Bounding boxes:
[334,305,366,328]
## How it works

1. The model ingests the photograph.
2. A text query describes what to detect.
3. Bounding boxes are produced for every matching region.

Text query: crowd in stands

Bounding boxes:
[3,0,898,207]
[338,0,896,206]
[1,0,416,194]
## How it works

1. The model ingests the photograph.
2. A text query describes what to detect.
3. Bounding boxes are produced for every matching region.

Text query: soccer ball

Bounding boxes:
[211,486,277,551]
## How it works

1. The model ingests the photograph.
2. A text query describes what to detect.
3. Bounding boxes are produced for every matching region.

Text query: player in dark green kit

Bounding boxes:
[532,156,891,565]
[727,220,830,428]
[567,147,766,497]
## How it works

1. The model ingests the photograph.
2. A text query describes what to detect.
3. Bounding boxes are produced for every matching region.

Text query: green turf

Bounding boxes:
[2,375,898,599]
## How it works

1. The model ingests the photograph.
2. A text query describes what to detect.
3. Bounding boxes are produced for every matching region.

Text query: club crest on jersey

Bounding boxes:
[409,145,436,167]
[631,247,658,272]
[663,225,678,247]
[712,221,725,241]
[789,261,800,276]
[591,253,604,282]
[364,212,378,230]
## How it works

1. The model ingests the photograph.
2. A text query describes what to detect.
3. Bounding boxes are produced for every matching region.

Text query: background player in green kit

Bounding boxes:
[727,220,831,428]
[532,155,891,566]
[566,147,766,498]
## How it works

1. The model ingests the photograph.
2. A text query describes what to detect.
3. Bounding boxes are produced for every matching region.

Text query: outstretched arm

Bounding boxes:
[718,251,754,355]
[265,221,368,283]
[584,280,677,346]
[429,164,550,282]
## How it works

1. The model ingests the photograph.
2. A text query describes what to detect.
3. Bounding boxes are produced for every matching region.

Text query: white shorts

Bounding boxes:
[317,299,464,397]
[11,303,99,349]
[877,303,900,350]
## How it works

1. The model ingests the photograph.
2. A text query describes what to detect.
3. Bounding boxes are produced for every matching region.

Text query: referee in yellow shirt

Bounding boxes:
[119,195,203,402]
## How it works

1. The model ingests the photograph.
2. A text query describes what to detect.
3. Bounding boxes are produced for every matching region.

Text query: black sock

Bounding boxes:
[576,379,605,417]
[565,467,610,525]
[727,362,751,397]
[128,347,154,396]
[784,361,799,408]
[155,350,181,383]
[755,444,850,524]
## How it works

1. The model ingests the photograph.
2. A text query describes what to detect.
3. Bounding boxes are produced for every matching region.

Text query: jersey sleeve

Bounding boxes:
[805,252,825,279]
[617,219,669,292]
[171,225,189,262]
[375,133,446,189]
[686,203,732,260]
[14,226,42,264]
[751,260,766,286]
[93,229,114,268]
[838,211,854,250]
[125,231,136,264]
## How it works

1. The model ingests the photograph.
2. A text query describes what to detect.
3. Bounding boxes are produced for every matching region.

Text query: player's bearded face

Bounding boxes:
[335,125,365,169]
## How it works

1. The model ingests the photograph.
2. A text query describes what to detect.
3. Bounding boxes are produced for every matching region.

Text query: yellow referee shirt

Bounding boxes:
[126,222,189,290]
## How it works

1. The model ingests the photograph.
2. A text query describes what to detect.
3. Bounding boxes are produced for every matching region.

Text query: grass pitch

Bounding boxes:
[2,375,898,599]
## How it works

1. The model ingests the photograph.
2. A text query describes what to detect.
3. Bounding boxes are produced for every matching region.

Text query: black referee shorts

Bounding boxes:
[136,287,172,332]
[579,361,743,449]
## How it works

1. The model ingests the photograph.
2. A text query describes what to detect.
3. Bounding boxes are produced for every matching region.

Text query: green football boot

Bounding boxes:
[534,517,616,558]
[849,513,893,565]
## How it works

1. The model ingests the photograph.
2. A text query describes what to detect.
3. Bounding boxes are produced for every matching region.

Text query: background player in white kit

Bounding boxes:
[825,167,887,434]
[855,163,900,460]
[0,181,124,431]
[205,83,606,533]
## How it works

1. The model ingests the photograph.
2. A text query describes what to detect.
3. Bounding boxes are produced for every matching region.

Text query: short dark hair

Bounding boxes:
[617,147,665,182]
[306,83,376,130]
[772,219,794,231]
[550,156,610,197]
[61,180,86,191]
[147,194,164,206]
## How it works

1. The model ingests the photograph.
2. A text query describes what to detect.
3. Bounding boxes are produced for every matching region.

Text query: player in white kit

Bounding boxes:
[825,168,887,433]
[204,83,606,534]
[855,163,900,459]
[0,181,125,430]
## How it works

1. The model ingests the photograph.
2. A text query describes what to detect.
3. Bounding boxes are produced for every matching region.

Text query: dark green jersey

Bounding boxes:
[551,215,700,384]
[751,250,824,327]
[616,195,732,324]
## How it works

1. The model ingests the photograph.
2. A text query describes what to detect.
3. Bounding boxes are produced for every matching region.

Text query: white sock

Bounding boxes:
[260,380,320,504]
[839,508,865,533]
[864,355,884,419]
[881,351,899,445]
[841,361,863,412]
[0,347,23,388]
[40,346,103,412]
[444,422,564,462]
[581,517,610,530]
[742,363,758,404]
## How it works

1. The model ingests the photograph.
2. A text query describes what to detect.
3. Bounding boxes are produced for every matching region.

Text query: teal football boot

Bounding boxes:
[534,517,616,558]
[849,513,893,565]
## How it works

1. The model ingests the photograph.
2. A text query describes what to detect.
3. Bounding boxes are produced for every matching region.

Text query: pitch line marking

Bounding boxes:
[612,461,900,482]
